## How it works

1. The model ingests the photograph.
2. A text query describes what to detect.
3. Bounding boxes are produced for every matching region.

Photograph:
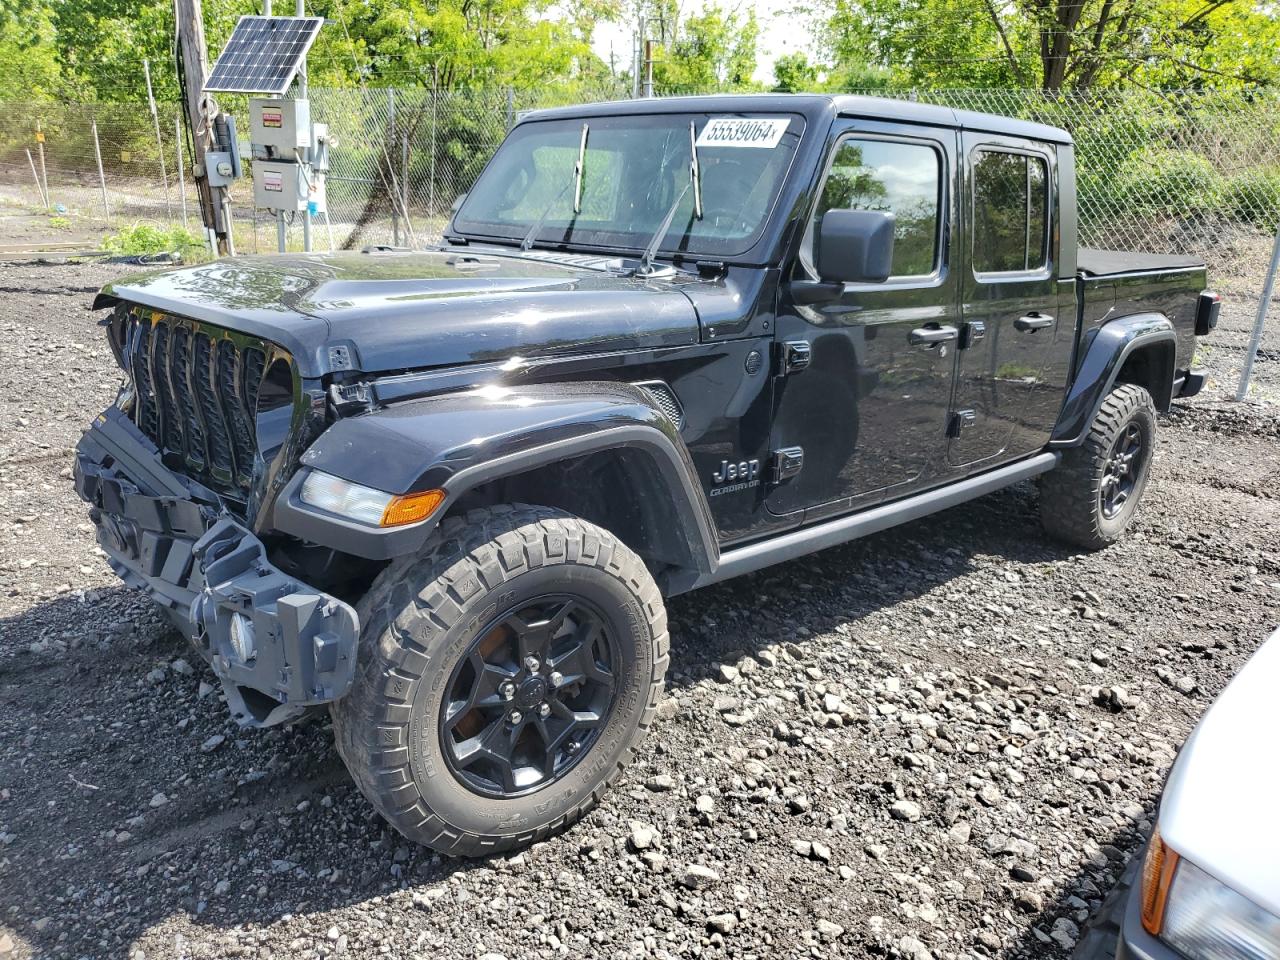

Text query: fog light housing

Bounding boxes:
[229,612,256,664]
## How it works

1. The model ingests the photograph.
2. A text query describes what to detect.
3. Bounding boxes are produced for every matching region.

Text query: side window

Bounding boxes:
[972,150,1049,274]
[807,138,942,278]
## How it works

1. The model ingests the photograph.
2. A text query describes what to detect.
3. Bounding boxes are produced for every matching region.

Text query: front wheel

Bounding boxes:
[332,504,668,857]
[1039,383,1157,550]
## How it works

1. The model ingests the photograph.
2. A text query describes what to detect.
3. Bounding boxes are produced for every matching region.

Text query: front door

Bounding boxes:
[768,123,961,520]
[949,135,1075,467]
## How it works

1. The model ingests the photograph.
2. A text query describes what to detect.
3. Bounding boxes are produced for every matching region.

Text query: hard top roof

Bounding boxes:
[519,93,1073,146]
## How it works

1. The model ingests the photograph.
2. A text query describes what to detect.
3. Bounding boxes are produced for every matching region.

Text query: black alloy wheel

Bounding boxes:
[440,595,619,798]
[332,504,668,856]
[1100,422,1143,519]
[1038,383,1156,550]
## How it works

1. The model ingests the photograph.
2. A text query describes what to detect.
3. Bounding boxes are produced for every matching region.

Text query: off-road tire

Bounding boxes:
[1039,383,1157,550]
[332,504,668,857]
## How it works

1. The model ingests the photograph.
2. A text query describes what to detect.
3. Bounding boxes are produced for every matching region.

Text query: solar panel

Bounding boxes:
[205,16,324,95]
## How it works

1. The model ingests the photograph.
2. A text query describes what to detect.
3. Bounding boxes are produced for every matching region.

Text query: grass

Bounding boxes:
[101,223,211,262]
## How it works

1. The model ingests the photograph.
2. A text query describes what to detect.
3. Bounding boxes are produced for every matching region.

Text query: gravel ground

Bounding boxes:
[1,259,1278,960]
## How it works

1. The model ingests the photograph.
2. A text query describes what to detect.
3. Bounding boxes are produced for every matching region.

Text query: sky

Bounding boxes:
[590,0,818,87]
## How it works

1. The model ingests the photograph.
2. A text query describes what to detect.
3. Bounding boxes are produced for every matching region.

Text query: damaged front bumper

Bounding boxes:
[74,407,359,727]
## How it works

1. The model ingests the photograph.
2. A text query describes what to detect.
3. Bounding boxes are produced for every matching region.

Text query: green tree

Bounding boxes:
[0,0,64,100]
[772,52,819,92]
[7,0,613,103]
[316,0,606,89]
[632,1,758,92]
[818,0,1280,90]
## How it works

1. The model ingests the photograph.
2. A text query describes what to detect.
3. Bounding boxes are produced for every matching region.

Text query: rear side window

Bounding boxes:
[808,137,942,278]
[972,150,1049,273]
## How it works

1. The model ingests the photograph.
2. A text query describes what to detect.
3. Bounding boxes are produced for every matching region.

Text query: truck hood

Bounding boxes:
[98,250,702,377]
[1160,626,1280,917]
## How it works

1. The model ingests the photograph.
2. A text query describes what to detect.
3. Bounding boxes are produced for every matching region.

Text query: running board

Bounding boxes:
[690,452,1060,591]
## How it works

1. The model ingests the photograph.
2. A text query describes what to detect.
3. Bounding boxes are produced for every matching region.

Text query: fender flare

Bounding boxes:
[1049,313,1176,448]
[269,381,719,575]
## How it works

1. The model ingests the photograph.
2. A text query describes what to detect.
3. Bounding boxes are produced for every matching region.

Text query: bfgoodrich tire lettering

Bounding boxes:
[331,504,668,856]
[1039,383,1157,550]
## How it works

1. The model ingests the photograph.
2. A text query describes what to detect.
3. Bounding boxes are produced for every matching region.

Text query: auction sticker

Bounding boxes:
[696,117,790,149]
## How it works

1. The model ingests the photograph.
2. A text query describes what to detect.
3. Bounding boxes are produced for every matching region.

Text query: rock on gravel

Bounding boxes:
[627,820,658,851]
[707,912,737,934]
[678,864,721,889]
[890,799,923,822]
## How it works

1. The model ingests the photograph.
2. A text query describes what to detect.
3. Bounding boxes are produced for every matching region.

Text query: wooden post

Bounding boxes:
[175,0,232,255]
[35,121,50,210]
[143,60,174,221]
[26,149,47,208]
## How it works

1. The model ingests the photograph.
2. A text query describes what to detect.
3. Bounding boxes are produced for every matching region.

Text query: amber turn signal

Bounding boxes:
[380,488,446,527]
[1140,825,1180,936]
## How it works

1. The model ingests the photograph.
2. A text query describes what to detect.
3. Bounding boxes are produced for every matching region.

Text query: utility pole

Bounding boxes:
[643,39,655,97]
[175,0,233,255]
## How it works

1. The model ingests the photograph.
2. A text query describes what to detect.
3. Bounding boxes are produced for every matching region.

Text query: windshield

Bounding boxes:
[452,112,805,260]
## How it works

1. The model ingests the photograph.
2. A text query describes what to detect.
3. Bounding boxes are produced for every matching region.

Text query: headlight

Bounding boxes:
[299,471,445,527]
[1141,827,1280,960]
[1161,859,1280,960]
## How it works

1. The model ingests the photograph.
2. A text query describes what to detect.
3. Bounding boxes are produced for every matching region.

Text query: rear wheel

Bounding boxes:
[332,504,668,856]
[1039,383,1157,549]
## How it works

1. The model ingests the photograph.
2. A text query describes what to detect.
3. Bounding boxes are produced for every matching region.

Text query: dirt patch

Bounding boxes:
[0,195,112,254]
[1,260,1278,960]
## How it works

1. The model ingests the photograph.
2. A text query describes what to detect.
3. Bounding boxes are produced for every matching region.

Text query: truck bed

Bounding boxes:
[1074,248,1208,403]
[1078,247,1204,277]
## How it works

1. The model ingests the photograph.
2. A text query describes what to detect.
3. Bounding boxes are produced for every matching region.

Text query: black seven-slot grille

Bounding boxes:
[123,309,267,495]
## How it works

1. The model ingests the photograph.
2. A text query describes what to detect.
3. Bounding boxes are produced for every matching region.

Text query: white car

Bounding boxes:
[1086,627,1280,959]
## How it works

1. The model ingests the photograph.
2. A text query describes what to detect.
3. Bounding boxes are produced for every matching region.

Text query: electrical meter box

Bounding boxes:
[248,98,311,153]
[252,160,308,211]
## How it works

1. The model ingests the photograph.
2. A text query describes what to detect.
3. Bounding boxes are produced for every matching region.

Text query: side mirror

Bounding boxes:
[816,209,896,284]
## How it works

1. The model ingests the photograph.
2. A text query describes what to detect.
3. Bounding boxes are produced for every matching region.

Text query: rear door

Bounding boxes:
[768,121,961,520]
[949,135,1075,468]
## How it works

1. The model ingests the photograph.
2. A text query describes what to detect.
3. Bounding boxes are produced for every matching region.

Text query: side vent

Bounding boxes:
[633,380,685,430]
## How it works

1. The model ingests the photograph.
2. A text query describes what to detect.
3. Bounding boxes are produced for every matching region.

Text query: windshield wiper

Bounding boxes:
[636,122,702,275]
[520,122,588,251]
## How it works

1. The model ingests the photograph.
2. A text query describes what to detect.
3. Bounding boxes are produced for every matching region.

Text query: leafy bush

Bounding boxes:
[1113,148,1223,217]
[1220,167,1280,231]
[101,223,209,261]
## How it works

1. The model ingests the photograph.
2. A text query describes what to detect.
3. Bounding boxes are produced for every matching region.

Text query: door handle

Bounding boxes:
[909,325,959,347]
[1014,313,1054,332]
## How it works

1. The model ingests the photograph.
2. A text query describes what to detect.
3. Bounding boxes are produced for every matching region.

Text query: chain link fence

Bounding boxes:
[2,85,1278,392]
[4,86,1277,256]
[0,81,637,253]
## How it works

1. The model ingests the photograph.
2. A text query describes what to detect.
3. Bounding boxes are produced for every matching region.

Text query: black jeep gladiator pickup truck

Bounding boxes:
[75,94,1220,855]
